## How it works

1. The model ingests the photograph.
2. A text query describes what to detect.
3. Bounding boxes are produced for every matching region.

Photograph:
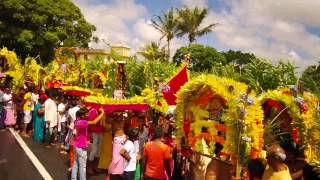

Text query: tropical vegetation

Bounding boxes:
[176,7,218,44]
[0,0,95,64]
[151,8,178,58]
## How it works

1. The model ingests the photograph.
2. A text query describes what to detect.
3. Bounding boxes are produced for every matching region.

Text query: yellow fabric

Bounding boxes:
[191,139,212,180]
[262,165,292,180]
[98,123,112,169]
[23,92,32,110]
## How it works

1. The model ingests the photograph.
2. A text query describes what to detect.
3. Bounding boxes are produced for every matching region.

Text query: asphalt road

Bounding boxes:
[0,130,42,180]
[0,129,105,180]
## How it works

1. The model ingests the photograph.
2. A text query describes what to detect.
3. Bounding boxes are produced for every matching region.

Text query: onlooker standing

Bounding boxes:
[66,99,81,170]
[71,108,105,180]
[143,127,172,180]
[88,108,104,167]
[15,88,25,131]
[71,108,89,180]
[109,115,127,180]
[57,97,67,151]
[3,87,16,128]
[68,100,82,130]
[29,87,40,132]
[44,90,58,146]
[31,87,40,108]
[262,145,292,180]
[138,115,149,154]
[120,129,139,180]
[0,86,5,130]
[33,98,45,142]
[22,90,32,136]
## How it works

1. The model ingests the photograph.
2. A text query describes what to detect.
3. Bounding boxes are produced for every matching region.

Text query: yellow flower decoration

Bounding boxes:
[1,48,44,91]
[0,48,21,70]
[84,95,146,105]
[175,75,264,157]
[261,88,320,162]
[141,88,169,113]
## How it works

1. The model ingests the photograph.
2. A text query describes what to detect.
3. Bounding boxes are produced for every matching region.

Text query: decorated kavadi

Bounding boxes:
[261,86,320,162]
[175,75,264,166]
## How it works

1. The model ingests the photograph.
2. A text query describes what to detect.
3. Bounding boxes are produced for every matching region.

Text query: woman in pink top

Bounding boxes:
[108,115,127,180]
[3,87,16,127]
[71,108,105,180]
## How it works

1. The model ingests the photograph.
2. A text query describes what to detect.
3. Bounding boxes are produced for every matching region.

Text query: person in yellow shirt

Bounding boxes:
[21,91,33,137]
[262,145,292,180]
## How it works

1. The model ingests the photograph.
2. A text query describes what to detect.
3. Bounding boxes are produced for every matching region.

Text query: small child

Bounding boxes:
[120,129,139,180]
[58,99,67,153]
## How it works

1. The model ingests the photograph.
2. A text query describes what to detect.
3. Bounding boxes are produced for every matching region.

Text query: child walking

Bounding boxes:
[120,129,139,180]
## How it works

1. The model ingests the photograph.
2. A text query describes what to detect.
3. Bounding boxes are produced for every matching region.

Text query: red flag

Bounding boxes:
[162,64,188,105]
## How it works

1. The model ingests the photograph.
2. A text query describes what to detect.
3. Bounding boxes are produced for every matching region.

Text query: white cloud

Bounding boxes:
[73,0,186,57]
[73,0,147,48]
[180,0,208,8]
[133,19,162,43]
[207,0,320,69]
[74,0,320,68]
[132,19,185,56]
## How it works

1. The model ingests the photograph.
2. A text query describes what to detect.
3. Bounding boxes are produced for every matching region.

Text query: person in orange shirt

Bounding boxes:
[125,111,140,129]
[143,127,172,180]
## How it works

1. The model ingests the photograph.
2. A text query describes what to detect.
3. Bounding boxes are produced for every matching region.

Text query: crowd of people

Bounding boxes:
[1,85,319,180]
[0,85,183,180]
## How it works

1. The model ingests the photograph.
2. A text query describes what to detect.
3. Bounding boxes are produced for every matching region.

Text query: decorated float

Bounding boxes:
[261,83,320,177]
[0,48,43,91]
[175,75,264,179]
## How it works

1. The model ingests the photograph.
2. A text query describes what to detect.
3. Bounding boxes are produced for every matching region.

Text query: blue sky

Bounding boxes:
[74,0,320,69]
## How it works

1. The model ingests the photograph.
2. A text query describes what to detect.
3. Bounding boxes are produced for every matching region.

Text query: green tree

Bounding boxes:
[176,7,218,44]
[222,50,256,65]
[212,58,297,93]
[275,61,297,86]
[300,63,320,97]
[125,59,146,96]
[0,0,95,64]
[211,63,242,81]
[151,8,178,58]
[173,44,226,72]
[125,59,178,97]
[138,42,167,61]
[237,59,297,93]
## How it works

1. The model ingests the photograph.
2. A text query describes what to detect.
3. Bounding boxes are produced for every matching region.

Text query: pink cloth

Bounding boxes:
[163,136,174,180]
[73,119,88,148]
[4,107,16,126]
[108,135,126,175]
[84,102,149,113]
[88,108,104,133]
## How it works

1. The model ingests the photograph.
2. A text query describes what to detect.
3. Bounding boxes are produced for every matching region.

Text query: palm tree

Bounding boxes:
[138,42,166,61]
[176,7,218,44]
[151,8,178,58]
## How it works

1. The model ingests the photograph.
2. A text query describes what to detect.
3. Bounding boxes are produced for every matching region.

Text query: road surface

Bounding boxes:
[0,129,105,180]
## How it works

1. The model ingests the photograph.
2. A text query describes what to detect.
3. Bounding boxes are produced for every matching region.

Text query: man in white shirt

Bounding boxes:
[31,88,40,109]
[44,90,58,146]
[67,100,83,129]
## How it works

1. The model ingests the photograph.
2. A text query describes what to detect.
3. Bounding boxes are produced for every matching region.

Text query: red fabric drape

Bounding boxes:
[162,64,188,105]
